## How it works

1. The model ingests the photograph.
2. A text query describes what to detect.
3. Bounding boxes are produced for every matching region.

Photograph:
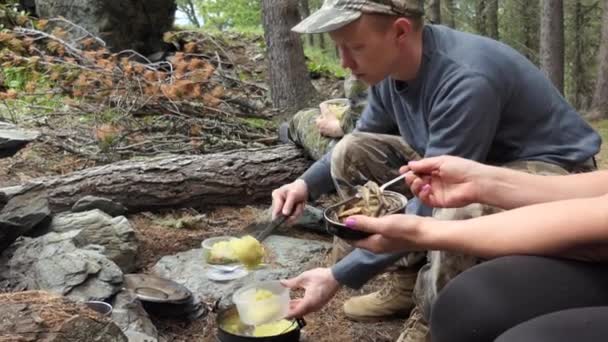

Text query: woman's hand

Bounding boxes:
[345,214,432,254]
[403,156,489,208]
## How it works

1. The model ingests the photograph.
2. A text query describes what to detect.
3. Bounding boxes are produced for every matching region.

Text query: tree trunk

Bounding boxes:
[592,0,608,117]
[262,0,318,111]
[180,0,201,28]
[572,0,585,109]
[444,0,456,28]
[299,0,314,46]
[486,0,499,39]
[319,32,326,49]
[523,1,541,65]
[475,0,487,36]
[540,0,565,93]
[0,145,310,213]
[428,0,441,24]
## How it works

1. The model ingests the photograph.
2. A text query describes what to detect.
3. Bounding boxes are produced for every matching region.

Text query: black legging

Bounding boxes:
[430,255,608,342]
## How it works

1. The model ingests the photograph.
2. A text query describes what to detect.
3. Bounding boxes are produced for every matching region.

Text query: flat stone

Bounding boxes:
[153,235,330,306]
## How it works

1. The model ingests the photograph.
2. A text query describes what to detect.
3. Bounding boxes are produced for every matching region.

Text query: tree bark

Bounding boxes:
[540,0,565,94]
[486,0,499,39]
[298,0,314,46]
[178,0,201,28]
[428,0,441,24]
[592,0,608,117]
[475,0,487,36]
[572,0,585,109]
[523,1,541,65]
[0,145,311,213]
[262,0,318,111]
[444,0,456,28]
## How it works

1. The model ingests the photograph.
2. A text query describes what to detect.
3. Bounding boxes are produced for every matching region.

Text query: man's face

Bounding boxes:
[329,15,400,85]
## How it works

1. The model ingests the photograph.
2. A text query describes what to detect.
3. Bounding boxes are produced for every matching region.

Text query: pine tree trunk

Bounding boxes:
[475,0,487,36]
[486,0,499,39]
[592,0,608,117]
[540,0,565,93]
[262,0,318,111]
[428,0,441,24]
[299,0,314,46]
[572,0,585,109]
[523,1,541,65]
[444,0,456,28]
[319,32,326,49]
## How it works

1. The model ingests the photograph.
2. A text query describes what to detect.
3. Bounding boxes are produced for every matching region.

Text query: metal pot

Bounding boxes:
[216,306,305,342]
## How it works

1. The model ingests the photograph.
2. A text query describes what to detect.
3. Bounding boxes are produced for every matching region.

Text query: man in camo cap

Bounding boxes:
[273,0,600,341]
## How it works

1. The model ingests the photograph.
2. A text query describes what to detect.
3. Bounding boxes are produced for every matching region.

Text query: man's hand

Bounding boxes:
[402,156,488,208]
[344,214,431,254]
[316,102,345,138]
[280,268,341,318]
[271,179,309,222]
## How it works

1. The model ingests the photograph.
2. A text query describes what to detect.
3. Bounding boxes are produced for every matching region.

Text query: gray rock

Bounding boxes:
[111,290,159,341]
[153,235,331,306]
[35,0,176,55]
[0,122,39,158]
[51,210,139,273]
[0,231,123,301]
[0,191,51,252]
[72,196,128,217]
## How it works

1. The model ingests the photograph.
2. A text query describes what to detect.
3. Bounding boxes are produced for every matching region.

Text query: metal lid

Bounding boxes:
[124,274,192,304]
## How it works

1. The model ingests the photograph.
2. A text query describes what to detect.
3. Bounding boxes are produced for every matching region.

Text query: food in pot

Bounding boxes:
[220,311,247,335]
[253,319,296,337]
[333,181,401,221]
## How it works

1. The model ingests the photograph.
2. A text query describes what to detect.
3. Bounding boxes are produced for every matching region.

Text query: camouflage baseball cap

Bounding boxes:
[292,0,424,34]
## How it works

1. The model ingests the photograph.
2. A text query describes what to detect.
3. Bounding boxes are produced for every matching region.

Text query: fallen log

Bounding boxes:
[1,144,311,213]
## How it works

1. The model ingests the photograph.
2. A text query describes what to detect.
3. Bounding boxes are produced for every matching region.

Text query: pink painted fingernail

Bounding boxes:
[345,217,357,228]
[422,184,431,192]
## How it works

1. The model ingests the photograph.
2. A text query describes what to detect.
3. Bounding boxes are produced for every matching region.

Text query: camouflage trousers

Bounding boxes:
[288,104,359,161]
[329,132,595,320]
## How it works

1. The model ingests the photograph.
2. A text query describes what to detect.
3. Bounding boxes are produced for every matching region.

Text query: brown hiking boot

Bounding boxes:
[396,306,430,342]
[343,267,417,322]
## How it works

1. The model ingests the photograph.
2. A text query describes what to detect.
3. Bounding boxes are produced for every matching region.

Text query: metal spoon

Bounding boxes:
[356,173,408,198]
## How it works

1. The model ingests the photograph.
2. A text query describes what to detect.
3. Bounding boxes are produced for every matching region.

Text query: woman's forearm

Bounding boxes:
[425,194,608,259]
[477,168,608,210]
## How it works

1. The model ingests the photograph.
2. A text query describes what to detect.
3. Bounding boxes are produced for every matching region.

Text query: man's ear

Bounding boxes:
[393,17,414,43]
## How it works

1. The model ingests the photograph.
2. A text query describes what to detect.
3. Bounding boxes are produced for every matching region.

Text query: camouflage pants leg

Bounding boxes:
[413,160,572,320]
[289,108,337,161]
[329,132,423,265]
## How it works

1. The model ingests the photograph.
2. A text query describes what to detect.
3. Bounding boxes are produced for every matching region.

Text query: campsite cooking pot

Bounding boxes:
[216,305,305,342]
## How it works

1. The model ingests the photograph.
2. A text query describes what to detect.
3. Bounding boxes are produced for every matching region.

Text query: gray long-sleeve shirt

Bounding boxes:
[300,25,602,289]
